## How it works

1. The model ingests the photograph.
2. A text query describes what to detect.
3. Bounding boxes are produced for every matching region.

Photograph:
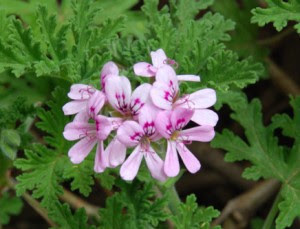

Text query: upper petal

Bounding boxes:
[151,49,167,68]
[164,140,180,177]
[144,147,167,181]
[95,115,112,140]
[191,109,219,127]
[120,145,143,181]
[130,83,152,116]
[68,136,97,164]
[155,110,173,139]
[67,84,95,100]
[74,111,90,122]
[133,62,156,77]
[176,88,216,109]
[100,61,119,90]
[180,125,215,142]
[63,121,96,141]
[105,76,132,114]
[177,74,200,82]
[176,143,200,174]
[62,100,87,115]
[88,90,106,118]
[117,120,144,147]
[171,107,194,130]
[155,65,179,92]
[150,82,174,110]
[138,104,159,137]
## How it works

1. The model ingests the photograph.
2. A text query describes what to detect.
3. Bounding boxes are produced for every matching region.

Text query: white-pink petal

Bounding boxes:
[100,61,119,88]
[67,84,95,100]
[117,121,143,147]
[151,49,167,68]
[191,109,219,127]
[94,141,107,173]
[144,147,167,181]
[164,141,180,177]
[177,74,200,82]
[150,82,174,110]
[180,125,215,142]
[155,65,178,89]
[105,138,126,168]
[68,136,97,164]
[155,110,173,139]
[62,100,87,115]
[95,115,112,140]
[176,143,201,174]
[88,90,105,118]
[170,107,194,130]
[133,62,156,77]
[130,83,152,116]
[63,122,95,141]
[120,145,143,181]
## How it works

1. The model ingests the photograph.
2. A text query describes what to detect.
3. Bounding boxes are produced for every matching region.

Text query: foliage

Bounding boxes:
[0,192,23,225]
[251,0,300,33]
[171,194,220,229]
[212,95,300,228]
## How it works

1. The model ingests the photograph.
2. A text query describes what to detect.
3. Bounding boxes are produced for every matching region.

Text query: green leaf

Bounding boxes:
[0,193,23,225]
[251,0,300,33]
[0,129,21,160]
[49,203,94,229]
[212,96,300,228]
[171,194,220,229]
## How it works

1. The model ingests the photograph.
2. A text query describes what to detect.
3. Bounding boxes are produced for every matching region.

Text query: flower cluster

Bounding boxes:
[62,49,218,181]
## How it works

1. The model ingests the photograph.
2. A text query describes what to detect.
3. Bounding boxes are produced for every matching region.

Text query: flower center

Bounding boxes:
[140,136,150,150]
[170,130,180,141]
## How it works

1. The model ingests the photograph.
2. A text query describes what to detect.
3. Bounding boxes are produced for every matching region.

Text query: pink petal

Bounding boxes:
[120,145,143,181]
[177,74,200,82]
[176,89,216,109]
[74,111,90,122]
[180,125,215,142]
[95,115,112,140]
[88,90,105,118]
[176,143,200,173]
[67,84,95,100]
[150,82,174,110]
[155,65,178,91]
[63,122,96,141]
[105,138,126,167]
[130,83,152,116]
[94,141,107,173]
[155,110,173,139]
[100,61,119,90]
[171,107,194,130]
[191,109,218,126]
[144,147,167,181]
[151,49,167,68]
[133,62,156,77]
[107,117,124,130]
[105,76,132,114]
[164,140,180,177]
[117,121,143,147]
[62,100,87,115]
[68,136,97,164]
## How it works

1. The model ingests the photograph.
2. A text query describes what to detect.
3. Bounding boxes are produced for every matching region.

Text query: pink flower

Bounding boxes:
[100,61,119,93]
[63,115,114,172]
[117,105,166,181]
[150,65,218,127]
[155,108,215,177]
[63,84,105,118]
[133,48,200,82]
[105,76,152,117]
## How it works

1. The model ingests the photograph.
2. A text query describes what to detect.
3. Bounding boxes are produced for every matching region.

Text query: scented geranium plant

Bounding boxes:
[0,0,299,228]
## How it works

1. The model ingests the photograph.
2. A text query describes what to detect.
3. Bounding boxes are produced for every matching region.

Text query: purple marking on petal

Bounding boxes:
[143,121,155,136]
[130,132,142,141]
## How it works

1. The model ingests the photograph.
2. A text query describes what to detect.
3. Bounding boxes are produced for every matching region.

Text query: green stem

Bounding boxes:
[168,186,181,215]
[262,190,282,229]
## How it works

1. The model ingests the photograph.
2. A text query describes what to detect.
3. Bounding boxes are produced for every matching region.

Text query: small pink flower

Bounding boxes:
[105,76,152,117]
[117,105,166,181]
[150,65,218,126]
[155,108,215,177]
[133,48,200,82]
[63,84,105,118]
[100,61,119,93]
[63,115,113,172]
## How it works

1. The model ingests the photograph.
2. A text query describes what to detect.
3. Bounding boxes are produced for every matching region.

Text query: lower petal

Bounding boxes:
[94,141,107,173]
[176,143,200,173]
[177,74,200,82]
[62,100,87,115]
[106,138,126,167]
[68,136,97,164]
[144,147,167,181]
[164,141,180,177]
[180,126,215,142]
[133,62,156,77]
[120,145,143,181]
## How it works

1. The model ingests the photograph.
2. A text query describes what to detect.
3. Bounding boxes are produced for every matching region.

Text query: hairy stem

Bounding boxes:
[262,190,282,229]
[168,186,181,215]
